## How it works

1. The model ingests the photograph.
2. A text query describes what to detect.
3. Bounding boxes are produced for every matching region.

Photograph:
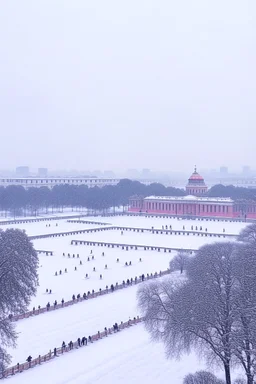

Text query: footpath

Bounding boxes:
[2,317,143,379]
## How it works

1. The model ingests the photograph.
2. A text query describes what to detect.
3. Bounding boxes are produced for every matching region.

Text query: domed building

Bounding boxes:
[128,166,256,219]
[186,166,208,196]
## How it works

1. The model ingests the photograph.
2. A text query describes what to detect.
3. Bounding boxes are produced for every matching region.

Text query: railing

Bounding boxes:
[2,316,143,379]
[67,219,111,226]
[0,214,90,226]
[10,270,170,322]
[36,250,53,256]
[29,226,114,240]
[71,239,197,253]
[29,224,233,241]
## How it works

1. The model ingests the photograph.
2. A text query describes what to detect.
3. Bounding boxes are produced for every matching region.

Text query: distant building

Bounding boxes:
[220,166,228,175]
[0,177,121,189]
[129,167,256,219]
[242,166,251,175]
[16,166,29,177]
[38,168,48,177]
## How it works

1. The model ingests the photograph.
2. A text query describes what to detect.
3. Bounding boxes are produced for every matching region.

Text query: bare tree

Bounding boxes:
[169,252,191,274]
[0,229,38,374]
[138,242,238,384]
[237,224,256,245]
[183,371,225,384]
[232,243,256,384]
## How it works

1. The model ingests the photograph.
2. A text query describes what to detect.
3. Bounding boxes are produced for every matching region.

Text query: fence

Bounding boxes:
[2,316,143,379]
[67,219,111,226]
[29,223,233,241]
[71,239,197,254]
[0,214,90,226]
[10,270,170,322]
[107,226,232,238]
[36,250,53,256]
[125,211,250,222]
[29,226,114,240]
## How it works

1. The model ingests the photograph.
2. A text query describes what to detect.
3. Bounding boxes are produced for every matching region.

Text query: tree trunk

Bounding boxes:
[246,371,253,384]
[224,363,231,384]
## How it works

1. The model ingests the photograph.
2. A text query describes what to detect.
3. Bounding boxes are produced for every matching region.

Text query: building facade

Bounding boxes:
[16,166,30,177]
[129,168,256,219]
[0,177,121,189]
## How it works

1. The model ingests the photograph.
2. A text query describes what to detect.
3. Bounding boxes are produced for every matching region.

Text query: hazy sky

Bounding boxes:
[0,0,255,173]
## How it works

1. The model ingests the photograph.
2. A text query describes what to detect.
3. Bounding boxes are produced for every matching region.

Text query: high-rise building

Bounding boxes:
[16,166,30,177]
[242,166,250,175]
[38,168,48,177]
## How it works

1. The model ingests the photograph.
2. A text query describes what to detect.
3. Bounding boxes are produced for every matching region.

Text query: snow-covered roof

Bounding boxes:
[144,195,234,203]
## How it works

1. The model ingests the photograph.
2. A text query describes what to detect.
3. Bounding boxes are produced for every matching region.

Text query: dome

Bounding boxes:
[186,166,208,196]
[188,166,204,181]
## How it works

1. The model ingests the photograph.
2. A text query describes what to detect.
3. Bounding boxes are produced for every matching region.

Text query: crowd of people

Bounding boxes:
[157,223,227,233]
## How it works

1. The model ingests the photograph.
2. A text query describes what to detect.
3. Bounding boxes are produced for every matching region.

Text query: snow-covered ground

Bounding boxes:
[83,215,247,235]
[67,229,230,250]
[11,284,141,362]
[9,324,211,384]
[3,214,249,383]
[0,209,87,221]
[29,239,172,308]
[2,219,103,237]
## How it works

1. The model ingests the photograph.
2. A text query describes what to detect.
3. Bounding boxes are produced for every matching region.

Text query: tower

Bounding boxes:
[186,166,208,196]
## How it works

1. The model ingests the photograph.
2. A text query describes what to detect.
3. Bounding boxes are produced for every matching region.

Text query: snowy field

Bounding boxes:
[67,229,230,250]
[81,215,248,235]
[0,209,88,221]
[10,284,141,362]
[0,219,105,237]
[30,239,172,308]
[9,324,211,384]
[3,213,248,383]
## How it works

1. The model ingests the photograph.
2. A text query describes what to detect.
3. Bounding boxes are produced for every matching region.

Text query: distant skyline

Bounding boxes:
[0,164,255,177]
[0,1,255,172]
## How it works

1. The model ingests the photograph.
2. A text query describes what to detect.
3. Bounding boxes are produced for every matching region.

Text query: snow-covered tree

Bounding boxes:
[183,370,225,384]
[237,223,256,245]
[138,242,238,384]
[169,252,191,274]
[232,243,256,384]
[0,229,38,374]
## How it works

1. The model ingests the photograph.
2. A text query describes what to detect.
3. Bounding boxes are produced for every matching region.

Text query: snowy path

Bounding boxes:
[8,323,219,384]
[10,285,140,363]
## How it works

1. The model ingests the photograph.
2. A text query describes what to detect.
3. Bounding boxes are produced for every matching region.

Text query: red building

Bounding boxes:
[128,168,256,219]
